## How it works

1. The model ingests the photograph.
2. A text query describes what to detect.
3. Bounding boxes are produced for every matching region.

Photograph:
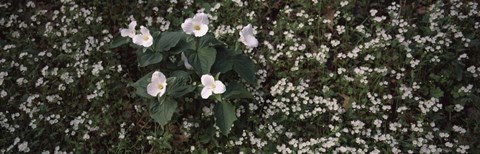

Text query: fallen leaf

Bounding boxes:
[340,94,351,110]
[324,5,335,31]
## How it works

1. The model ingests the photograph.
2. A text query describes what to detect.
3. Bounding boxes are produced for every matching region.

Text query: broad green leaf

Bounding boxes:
[211,47,235,73]
[185,47,216,75]
[199,33,223,48]
[215,46,236,57]
[166,77,196,98]
[154,32,184,52]
[232,55,256,85]
[214,101,237,135]
[150,97,177,126]
[223,82,253,99]
[131,72,154,98]
[137,49,163,67]
[170,70,190,80]
[212,58,233,74]
[109,36,130,48]
[168,39,191,54]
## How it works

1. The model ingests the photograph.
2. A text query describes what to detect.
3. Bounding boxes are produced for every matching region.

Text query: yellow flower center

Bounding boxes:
[211,83,216,89]
[143,35,150,41]
[194,25,201,31]
[157,84,164,90]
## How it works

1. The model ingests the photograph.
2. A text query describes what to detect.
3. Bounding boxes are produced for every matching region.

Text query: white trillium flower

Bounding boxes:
[181,13,209,37]
[200,74,226,99]
[181,52,193,70]
[239,24,259,48]
[120,20,137,38]
[147,71,167,97]
[132,26,153,47]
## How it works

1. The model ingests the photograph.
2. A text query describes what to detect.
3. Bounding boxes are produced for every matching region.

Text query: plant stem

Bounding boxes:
[195,36,200,51]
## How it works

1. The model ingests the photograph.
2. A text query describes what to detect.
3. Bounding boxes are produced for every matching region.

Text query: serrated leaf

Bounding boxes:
[137,49,163,67]
[109,36,130,48]
[185,47,216,75]
[131,72,154,98]
[223,82,253,99]
[214,102,237,135]
[232,55,256,85]
[154,32,184,52]
[431,87,444,98]
[150,97,177,126]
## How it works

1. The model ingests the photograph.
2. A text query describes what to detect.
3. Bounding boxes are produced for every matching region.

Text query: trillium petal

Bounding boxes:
[201,75,215,87]
[181,18,194,34]
[193,24,208,37]
[120,28,130,37]
[194,13,209,25]
[244,35,258,48]
[128,31,136,38]
[143,35,153,47]
[184,60,193,70]
[140,26,150,35]
[239,24,258,48]
[147,83,160,97]
[120,21,137,38]
[132,34,144,46]
[158,84,167,97]
[213,81,226,94]
[128,21,137,30]
[201,87,213,99]
[181,52,193,70]
[152,71,166,83]
[241,24,254,36]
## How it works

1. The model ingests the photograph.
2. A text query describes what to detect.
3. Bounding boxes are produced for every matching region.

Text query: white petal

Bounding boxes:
[140,26,150,35]
[213,81,226,94]
[181,52,193,70]
[143,35,153,47]
[120,28,130,37]
[128,30,136,38]
[239,24,258,48]
[193,24,208,37]
[241,24,254,36]
[158,84,167,97]
[201,87,213,99]
[147,83,160,97]
[181,18,194,34]
[201,74,215,87]
[132,34,144,45]
[128,21,137,30]
[243,35,258,48]
[193,13,209,25]
[120,21,137,38]
[152,71,166,83]
[184,60,193,70]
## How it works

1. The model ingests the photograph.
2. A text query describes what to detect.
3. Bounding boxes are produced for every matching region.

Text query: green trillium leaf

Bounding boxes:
[150,97,178,127]
[214,101,237,135]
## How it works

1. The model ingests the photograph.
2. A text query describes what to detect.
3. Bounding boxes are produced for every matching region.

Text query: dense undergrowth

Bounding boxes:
[1,0,480,153]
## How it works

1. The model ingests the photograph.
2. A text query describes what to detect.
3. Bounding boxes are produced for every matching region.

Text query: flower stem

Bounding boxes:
[195,37,200,51]
[234,40,239,53]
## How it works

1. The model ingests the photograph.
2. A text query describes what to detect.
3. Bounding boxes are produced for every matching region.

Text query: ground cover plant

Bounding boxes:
[1,0,480,153]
